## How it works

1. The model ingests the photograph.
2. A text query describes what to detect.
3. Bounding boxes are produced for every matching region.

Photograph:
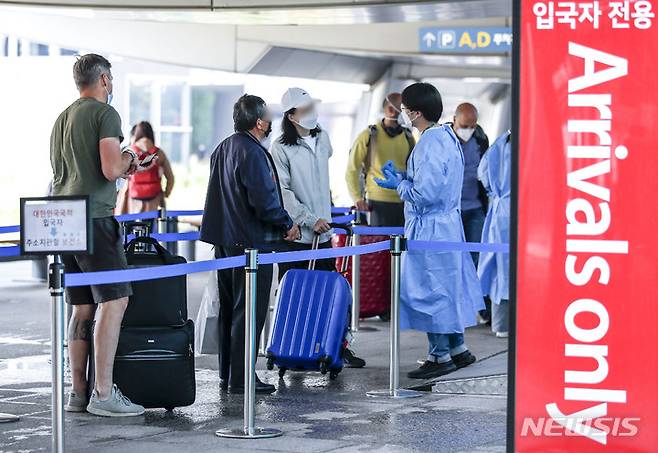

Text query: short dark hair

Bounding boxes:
[73,53,111,90]
[132,121,155,143]
[401,83,443,123]
[279,108,321,147]
[233,94,267,133]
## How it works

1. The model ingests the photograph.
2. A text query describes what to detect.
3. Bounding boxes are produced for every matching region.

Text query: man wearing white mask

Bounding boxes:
[271,87,366,368]
[346,93,415,226]
[450,103,491,323]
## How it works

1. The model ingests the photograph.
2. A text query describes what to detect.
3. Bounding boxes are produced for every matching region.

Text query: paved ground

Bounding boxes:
[0,254,509,453]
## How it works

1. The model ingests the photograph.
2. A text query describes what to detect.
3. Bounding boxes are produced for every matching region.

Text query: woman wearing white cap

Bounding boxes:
[270,87,365,368]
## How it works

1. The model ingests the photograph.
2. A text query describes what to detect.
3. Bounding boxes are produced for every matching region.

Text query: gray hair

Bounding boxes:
[72,54,112,90]
[233,94,267,133]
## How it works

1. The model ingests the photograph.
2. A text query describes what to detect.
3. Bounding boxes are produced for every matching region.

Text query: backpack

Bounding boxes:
[361,124,415,188]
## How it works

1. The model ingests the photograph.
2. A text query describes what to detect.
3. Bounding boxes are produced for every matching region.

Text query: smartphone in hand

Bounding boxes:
[138,152,157,168]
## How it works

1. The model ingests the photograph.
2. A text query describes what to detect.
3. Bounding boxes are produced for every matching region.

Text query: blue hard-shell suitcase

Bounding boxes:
[266,225,353,380]
[266,269,352,380]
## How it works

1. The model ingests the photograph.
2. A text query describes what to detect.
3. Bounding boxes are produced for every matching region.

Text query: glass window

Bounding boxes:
[161,84,183,126]
[160,132,184,163]
[129,82,151,127]
[29,43,49,56]
[191,87,216,160]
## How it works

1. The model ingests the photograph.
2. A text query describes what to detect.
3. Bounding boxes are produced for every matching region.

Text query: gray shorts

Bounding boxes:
[63,217,133,305]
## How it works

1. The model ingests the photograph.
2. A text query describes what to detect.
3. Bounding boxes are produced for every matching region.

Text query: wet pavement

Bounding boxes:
[0,258,508,453]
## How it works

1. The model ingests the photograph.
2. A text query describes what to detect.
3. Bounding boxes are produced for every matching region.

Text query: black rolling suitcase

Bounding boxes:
[122,236,188,327]
[86,234,196,410]
[88,321,195,410]
[113,320,195,410]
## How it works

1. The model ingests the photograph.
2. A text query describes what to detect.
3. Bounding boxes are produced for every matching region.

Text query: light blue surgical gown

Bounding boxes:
[477,131,511,305]
[397,125,484,334]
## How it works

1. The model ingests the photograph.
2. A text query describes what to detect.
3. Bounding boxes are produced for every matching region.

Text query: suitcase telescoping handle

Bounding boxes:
[125,236,171,262]
[123,221,152,248]
[307,223,354,272]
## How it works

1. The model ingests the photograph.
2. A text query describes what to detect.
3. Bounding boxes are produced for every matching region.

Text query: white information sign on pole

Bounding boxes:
[19,196,91,453]
[20,196,91,255]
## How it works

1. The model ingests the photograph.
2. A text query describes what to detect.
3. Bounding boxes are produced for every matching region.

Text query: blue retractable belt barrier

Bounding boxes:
[0,225,20,234]
[166,210,204,217]
[331,207,352,215]
[0,207,358,235]
[331,214,356,224]
[0,246,20,257]
[332,225,405,236]
[65,239,509,287]
[407,240,509,254]
[65,240,390,287]
[258,240,389,265]
[124,231,201,243]
[66,255,246,287]
[115,211,160,222]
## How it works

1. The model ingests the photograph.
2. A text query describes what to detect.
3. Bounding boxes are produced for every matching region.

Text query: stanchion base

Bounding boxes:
[366,389,423,399]
[215,427,283,439]
[0,413,20,423]
[353,326,379,332]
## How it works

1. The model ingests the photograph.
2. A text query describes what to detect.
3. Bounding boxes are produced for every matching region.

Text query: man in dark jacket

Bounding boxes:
[450,103,490,263]
[451,102,491,323]
[201,94,300,394]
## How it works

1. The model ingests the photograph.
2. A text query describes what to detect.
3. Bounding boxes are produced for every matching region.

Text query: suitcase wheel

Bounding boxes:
[266,357,274,371]
[329,370,339,380]
[278,367,287,378]
[379,311,391,322]
[165,407,175,412]
[320,360,328,375]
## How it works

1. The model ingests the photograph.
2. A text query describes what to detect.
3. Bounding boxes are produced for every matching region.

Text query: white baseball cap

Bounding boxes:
[281,87,319,112]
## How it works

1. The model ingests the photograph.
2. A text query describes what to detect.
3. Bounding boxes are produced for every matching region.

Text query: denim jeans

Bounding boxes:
[492,299,510,334]
[461,207,486,266]
[427,333,467,363]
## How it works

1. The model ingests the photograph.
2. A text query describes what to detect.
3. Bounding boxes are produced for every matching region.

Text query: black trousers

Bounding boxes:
[215,246,273,386]
[277,240,335,281]
[367,200,405,227]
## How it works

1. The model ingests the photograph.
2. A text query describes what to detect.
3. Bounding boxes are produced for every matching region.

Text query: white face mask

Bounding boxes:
[294,110,319,130]
[398,110,414,129]
[455,127,476,142]
[103,84,113,105]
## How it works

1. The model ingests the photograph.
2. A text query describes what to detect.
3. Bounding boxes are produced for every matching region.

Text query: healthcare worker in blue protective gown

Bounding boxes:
[477,131,511,338]
[375,82,484,380]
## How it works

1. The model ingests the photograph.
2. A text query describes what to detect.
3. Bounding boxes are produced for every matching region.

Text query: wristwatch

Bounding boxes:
[121,147,138,162]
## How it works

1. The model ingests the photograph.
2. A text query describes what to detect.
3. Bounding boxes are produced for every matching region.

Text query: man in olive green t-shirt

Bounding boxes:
[50,54,154,417]
[51,94,125,218]
[345,93,415,227]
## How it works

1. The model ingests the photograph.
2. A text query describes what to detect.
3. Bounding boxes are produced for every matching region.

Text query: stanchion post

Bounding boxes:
[49,255,66,452]
[216,249,283,439]
[367,236,422,399]
[350,207,360,332]
[157,207,166,235]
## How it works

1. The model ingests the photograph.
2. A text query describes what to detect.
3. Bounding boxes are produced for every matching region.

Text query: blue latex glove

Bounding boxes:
[374,167,403,190]
[382,160,398,174]
[382,160,407,179]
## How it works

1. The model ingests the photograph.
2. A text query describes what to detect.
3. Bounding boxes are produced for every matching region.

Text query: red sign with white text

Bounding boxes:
[515,1,658,451]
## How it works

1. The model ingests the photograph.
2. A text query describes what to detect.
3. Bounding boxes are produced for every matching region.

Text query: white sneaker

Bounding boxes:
[86,384,145,417]
[64,390,88,413]
[495,331,509,338]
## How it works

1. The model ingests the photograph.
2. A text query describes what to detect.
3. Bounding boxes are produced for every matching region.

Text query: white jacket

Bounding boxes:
[270,130,333,244]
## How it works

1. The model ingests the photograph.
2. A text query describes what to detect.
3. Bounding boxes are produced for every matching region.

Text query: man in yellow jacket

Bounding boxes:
[345,93,415,226]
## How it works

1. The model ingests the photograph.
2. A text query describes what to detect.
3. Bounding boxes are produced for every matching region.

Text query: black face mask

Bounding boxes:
[263,121,273,138]
[382,120,404,138]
